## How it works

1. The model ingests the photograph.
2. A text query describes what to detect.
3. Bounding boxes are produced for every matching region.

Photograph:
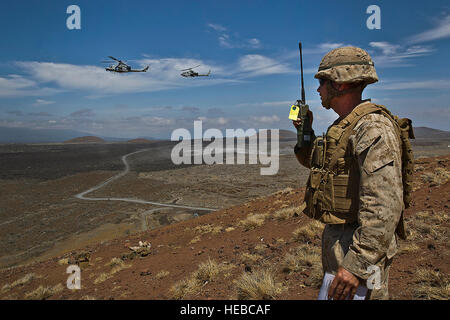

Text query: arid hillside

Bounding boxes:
[0,155,448,300]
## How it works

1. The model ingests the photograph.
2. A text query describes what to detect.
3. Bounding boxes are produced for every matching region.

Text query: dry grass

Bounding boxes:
[281,244,321,272]
[254,244,267,254]
[240,252,263,265]
[155,270,170,279]
[235,268,282,300]
[412,267,450,300]
[399,243,420,254]
[292,220,324,242]
[273,207,297,220]
[421,168,449,186]
[24,283,64,300]
[189,235,201,244]
[416,210,448,224]
[170,258,234,299]
[1,273,39,294]
[281,244,323,288]
[94,259,131,284]
[106,257,124,267]
[409,211,447,241]
[239,213,268,230]
[273,187,294,195]
[194,224,223,235]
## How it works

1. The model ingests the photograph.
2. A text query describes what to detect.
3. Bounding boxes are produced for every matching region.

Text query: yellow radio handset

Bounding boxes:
[289,104,300,120]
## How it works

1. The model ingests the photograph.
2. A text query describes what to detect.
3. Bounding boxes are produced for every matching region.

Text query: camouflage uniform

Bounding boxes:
[295,47,404,299]
[319,105,403,300]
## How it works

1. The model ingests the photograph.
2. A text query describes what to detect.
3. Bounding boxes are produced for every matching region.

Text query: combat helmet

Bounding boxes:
[314,46,378,84]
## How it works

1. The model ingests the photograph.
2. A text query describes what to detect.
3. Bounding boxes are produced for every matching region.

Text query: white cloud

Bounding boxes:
[250,115,280,124]
[70,109,96,117]
[247,38,261,49]
[33,99,55,106]
[218,34,232,48]
[196,116,229,126]
[369,42,401,55]
[207,23,227,32]
[0,74,60,97]
[317,42,345,52]
[373,79,450,90]
[407,14,450,44]
[368,42,433,67]
[14,60,236,97]
[207,23,262,49]
[236,100,294,107]
[237,55,292,77]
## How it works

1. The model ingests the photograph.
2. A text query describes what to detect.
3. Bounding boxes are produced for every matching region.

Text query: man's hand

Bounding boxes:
[328,267,360,300]
[292,110,313,130]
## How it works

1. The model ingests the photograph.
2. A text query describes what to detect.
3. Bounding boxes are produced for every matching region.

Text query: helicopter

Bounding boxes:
[103,56,149,73]
[180,65,211,77]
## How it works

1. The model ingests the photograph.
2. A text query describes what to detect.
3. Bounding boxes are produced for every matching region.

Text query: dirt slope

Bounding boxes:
[0,155,448,300]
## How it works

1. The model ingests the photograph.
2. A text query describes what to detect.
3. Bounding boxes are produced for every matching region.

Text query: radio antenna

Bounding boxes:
[299,42,306,104]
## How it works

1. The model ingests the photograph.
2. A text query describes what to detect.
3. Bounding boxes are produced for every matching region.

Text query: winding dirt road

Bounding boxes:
[75,149,216,212]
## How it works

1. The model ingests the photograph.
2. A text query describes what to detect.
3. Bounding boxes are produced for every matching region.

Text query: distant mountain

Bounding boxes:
[64,136,106,143]
[0,126,446,144]
[127,138,155,144]
[249,129,296,142]
[413,127,450,140]
[0,127,127,144]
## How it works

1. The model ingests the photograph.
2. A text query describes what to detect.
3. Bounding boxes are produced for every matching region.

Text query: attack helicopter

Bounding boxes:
[103,56,149,73]
[180,65,211,77]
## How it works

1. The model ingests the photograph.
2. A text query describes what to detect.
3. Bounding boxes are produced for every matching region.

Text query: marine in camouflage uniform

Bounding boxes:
[293,47,404,300]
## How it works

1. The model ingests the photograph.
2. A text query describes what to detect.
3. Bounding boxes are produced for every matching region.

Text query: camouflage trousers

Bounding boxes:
[321,223,393,300]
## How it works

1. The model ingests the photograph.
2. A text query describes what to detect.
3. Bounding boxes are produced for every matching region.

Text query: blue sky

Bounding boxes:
[1,0,449,138]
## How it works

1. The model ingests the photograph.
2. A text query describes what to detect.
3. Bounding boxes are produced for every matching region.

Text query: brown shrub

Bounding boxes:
[235,269,282,300]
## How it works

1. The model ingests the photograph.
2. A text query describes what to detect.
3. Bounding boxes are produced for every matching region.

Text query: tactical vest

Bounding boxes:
[303,102,414,240]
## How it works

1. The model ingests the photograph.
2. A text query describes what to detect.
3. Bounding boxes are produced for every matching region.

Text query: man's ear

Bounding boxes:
[338,83,351,91]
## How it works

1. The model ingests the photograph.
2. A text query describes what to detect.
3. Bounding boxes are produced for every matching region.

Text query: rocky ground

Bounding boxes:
[0,155,448,300]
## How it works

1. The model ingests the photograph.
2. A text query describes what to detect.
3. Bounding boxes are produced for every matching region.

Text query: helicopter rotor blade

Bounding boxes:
[181,64,201,71]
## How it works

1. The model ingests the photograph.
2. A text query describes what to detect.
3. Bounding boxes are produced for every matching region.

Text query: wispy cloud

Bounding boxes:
[250,115,280,124]
[207,23,262,49]
[407,14,450,44]
[33,99,55,106]
[236,100,294,107]
[373,79,450,90]
[70,108,96,117]
[0,74,60,97]
[236,55,292,77]
[14,60,237,97]
[207,23,227,32]
[368,42,434,67]
[6,110,23,116]
[182,106,200,113]
[28,111,51,117]
[196,116,229,126]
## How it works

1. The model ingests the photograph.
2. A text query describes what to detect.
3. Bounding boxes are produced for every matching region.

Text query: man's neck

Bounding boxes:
[333,96,364,118]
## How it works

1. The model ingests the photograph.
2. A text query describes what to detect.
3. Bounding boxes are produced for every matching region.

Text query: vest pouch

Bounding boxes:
[303,177,316,219]
[316,173,334,211]
[332,174,354,213]
[312,137,324,168]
